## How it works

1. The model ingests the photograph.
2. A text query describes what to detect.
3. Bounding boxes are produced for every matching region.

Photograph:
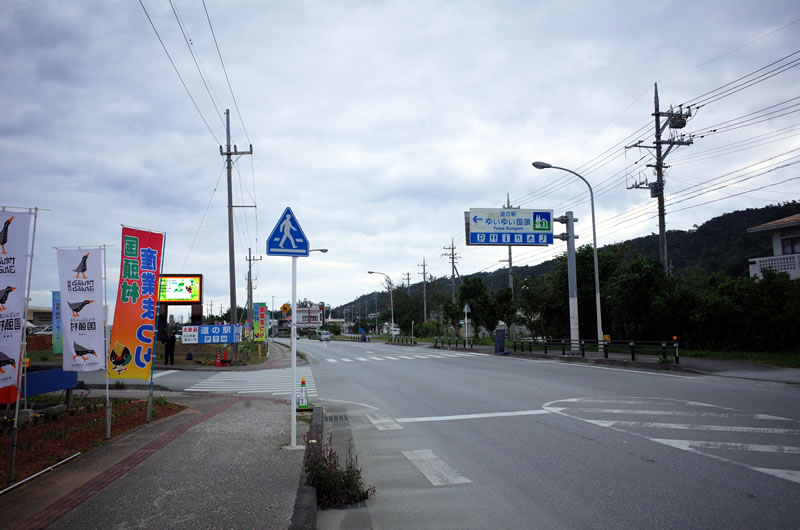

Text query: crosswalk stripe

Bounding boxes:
[384,356,399,360]
[341,358,354,362]
[397,355,414,359]
[413,355,430,359]
[326,359,338,363]
[402,450,471,486]
[356,357,369,361]
[369,356,386,361]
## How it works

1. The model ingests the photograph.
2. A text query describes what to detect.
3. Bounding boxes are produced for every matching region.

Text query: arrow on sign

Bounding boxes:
[472,215,483,223]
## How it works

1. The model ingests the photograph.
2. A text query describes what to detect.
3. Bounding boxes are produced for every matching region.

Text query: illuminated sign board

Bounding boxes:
[158,274,202,304]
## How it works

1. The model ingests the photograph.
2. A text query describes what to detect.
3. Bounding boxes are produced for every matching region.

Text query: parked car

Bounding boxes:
[33,325,53,335]
[319,330,331,341]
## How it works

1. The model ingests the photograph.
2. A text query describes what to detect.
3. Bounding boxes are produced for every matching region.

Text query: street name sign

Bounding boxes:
[266,207,309,256]
[465,208,553,246]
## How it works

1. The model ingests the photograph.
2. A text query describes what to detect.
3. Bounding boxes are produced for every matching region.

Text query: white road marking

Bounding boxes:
[751,468,800,484]
[397,409,551,423]
[652,439,800,454]
[367,413,403,430]
[384,356,399,360]
[402,450,472,486]
[549,407,767,418]
[355,357,369,361]
[341,358,354,362]
[153,370,178,378]
[425,354,445,358]
[586,420,800,434]
[397,355,414,360]
[534,360,692,378]
[369,356,386,361]
[326,359,338,363]
[413,355,430,359]
[438,353,459,358]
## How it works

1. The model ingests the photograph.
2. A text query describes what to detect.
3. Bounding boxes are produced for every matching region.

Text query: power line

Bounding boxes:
[138,0,220,144]
[169,0,225,127]
[202,0,250,144]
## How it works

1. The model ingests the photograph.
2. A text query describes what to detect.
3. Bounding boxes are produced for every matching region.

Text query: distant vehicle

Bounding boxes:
[33,325,53,335]
[390,327,400,336]
[319,330,331,341]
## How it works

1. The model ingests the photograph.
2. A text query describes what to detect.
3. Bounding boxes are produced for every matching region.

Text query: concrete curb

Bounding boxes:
[290,406,323,529]
[503,350,703,374]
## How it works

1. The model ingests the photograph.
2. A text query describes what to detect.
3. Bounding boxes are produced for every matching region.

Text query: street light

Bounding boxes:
[532,161,604,346]
[310,248,328,253]
[368,270,394,342]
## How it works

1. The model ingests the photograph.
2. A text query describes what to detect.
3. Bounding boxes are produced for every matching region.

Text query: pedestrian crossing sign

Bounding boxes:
[266,207,309,256]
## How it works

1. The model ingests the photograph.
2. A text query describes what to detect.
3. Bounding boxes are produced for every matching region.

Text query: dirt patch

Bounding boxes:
[0,399,186,484]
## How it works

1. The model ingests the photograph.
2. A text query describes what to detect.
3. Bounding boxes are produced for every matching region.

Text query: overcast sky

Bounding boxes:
[3,1,799,321]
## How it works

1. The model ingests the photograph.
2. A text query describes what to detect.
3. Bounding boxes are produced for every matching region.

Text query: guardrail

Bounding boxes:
[384,336,417,345]
[432,337,474,350]
[509,338,680,364]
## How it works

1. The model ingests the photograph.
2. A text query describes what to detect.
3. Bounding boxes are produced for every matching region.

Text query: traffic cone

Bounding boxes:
[296,377,312,412]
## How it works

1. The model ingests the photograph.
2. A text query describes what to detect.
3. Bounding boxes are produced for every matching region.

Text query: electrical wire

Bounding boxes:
[138,0,220,145]
[169,0,225,127]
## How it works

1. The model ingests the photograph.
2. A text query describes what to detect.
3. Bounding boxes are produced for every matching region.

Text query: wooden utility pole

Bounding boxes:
[220,109,253,359]
[418,257,427,321]
[245,247,261,331]
[443,239,458,302]
[626,84,692,274]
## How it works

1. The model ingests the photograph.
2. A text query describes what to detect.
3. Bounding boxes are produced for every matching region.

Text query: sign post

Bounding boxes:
[464,303,470,340]
[266,207,309,449]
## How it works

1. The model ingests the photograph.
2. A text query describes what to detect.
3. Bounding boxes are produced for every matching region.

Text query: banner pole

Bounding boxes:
[9,207,38,482]
[103,244,111,439]
[147,234,166,423]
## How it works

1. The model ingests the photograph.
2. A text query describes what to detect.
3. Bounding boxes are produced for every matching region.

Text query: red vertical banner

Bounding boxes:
[107,227,164,380]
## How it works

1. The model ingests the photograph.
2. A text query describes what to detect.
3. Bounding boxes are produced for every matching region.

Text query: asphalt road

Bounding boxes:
[76,339,800,528]
[299,340,800,529]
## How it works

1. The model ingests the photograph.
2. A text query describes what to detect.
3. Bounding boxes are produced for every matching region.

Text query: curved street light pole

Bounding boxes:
[368,270,394,342]
[532,161,604,346]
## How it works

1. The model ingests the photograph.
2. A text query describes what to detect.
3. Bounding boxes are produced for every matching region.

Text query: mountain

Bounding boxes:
[335,202,800,313]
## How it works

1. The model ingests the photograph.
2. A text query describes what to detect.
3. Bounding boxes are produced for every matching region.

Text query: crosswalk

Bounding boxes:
[544,397,800,485]
[323,352,485,363]
[184,366,317,396]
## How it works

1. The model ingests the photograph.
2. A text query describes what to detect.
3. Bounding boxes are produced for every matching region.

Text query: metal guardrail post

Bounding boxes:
[603,341,608,359]
[580,340,585,357]
[674,342,680,364]
[661,342,667,362]
[630,341,636,361]
[544,342,548,355]
[513,340,517,352]
[561,340,566,356]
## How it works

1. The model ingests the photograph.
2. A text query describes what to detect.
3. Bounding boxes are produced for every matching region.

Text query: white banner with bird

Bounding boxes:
[57,247,106,371]
[0,211,30,389]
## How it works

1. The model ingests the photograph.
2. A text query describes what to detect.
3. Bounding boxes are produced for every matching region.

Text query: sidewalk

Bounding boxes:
[1,341,312,529]
[419,341,800,385]
[1,390,309,529]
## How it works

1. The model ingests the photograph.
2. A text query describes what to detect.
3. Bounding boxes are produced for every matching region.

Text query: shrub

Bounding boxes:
[304,433,375,508]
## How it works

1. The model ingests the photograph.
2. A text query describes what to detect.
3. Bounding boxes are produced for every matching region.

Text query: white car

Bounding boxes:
[319,330,331,341]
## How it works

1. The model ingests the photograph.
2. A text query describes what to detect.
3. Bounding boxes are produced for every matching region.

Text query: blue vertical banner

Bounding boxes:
[52,291,63,354]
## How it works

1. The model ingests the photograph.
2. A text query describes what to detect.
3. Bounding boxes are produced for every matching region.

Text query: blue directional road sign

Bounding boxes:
[266,207,309,256]
[467,208,553,246]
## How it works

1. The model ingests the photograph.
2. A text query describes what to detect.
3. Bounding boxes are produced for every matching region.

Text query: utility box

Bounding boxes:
[494,322,508,355]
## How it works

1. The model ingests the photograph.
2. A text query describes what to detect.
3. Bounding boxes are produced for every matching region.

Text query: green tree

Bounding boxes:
[458,277,497,337]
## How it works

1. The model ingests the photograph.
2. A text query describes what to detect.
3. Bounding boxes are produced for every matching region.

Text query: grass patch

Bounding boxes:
[680,349,800,368]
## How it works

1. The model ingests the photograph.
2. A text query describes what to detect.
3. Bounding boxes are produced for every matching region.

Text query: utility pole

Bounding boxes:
[418,257,428,322]
[555,212,580,353]
[626,83,692,274]
[245,247,262,333]
[443,238,459,302]
[220,109,253,359]
[403,272,411,295]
